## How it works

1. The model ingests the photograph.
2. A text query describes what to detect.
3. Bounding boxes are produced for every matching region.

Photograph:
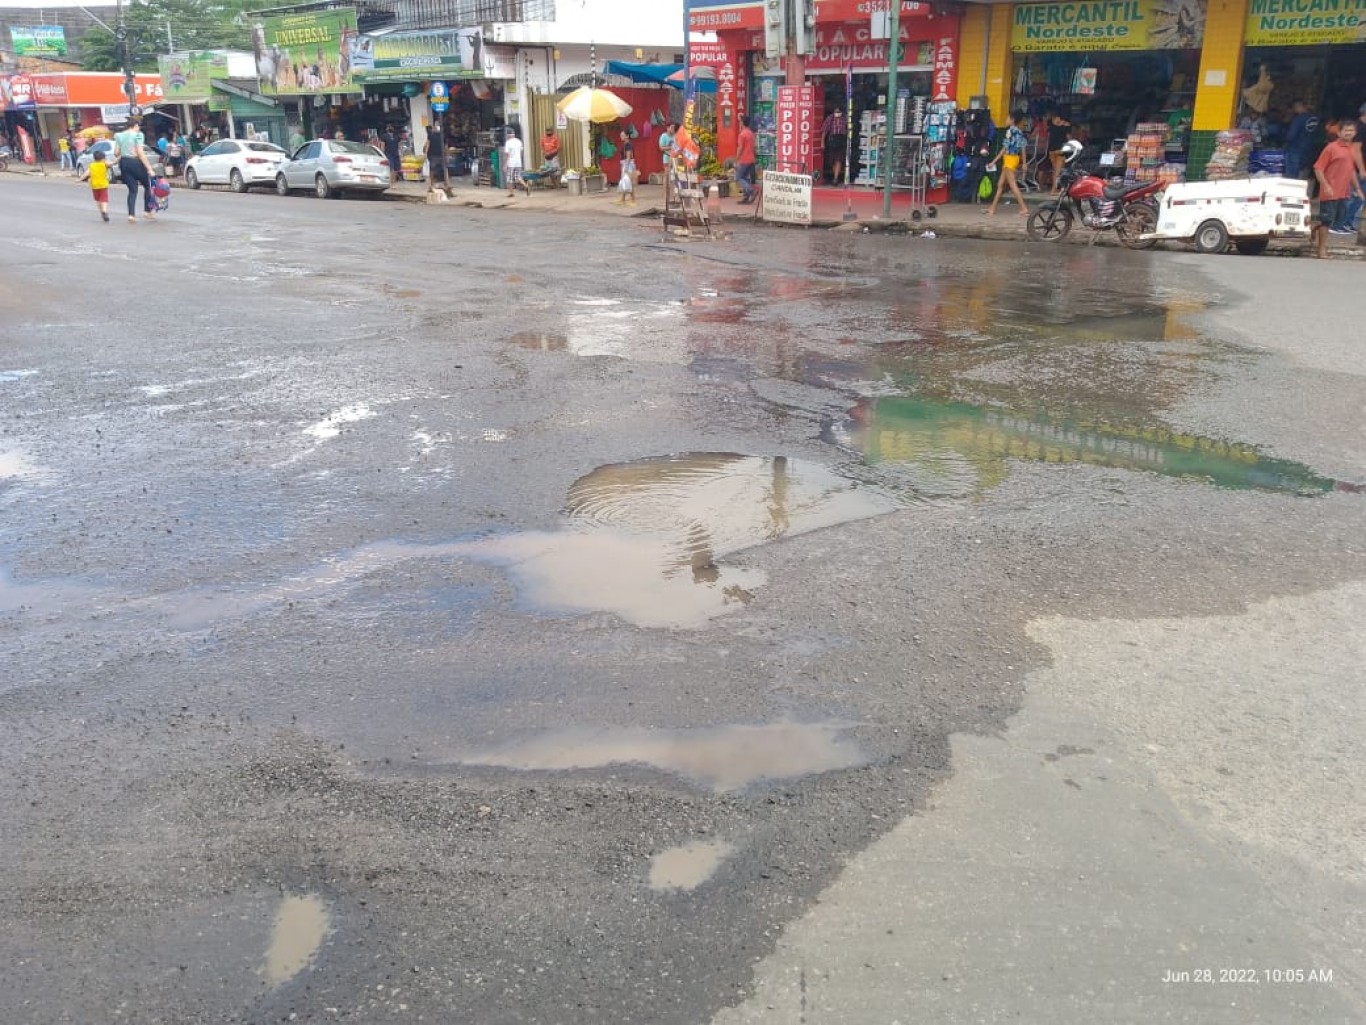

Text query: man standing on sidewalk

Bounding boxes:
[425,123,449,194]
[1312,120,1364,258]
[735,116,757,204]
[1328,102,1366,237]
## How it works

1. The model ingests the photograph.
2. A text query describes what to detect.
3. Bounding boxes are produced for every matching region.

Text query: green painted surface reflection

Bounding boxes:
[851,397,1360,497]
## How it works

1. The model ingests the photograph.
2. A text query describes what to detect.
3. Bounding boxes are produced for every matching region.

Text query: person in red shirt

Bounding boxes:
[735,116,757,204]
[541,126,561,172]
[1312,120,1364,258]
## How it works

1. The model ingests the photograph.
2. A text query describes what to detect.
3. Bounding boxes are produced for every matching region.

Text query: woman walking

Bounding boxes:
[114,117,157,223]
[986,111,1030,217]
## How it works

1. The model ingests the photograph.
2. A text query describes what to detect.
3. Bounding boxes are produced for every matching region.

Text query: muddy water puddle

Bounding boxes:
[0,566,100,616]
[649,840,736,891]
[450,721,867,793]
[165,453,906,631]
[262,894,330,987]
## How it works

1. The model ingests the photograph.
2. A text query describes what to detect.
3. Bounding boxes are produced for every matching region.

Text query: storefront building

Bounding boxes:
[996,0,1366,181]
[1,72,164,161]
[692,0,960,199]
[689,0,1366,186]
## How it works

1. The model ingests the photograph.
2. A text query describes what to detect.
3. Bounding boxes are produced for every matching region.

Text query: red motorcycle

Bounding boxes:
[1027,142,1161,250]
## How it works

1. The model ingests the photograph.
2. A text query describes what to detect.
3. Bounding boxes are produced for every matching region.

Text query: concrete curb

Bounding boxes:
[11,166,1363,255]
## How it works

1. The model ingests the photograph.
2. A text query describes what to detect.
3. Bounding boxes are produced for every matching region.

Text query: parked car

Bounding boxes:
[75,139,121,181]
[75,139,165,182]
[275,139,392,199]
[185,139,288,192]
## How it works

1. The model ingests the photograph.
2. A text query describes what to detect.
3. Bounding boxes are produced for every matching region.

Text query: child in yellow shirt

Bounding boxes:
[88,151,111,222]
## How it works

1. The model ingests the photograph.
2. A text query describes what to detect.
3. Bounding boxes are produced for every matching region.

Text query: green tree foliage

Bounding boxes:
[80,0,254,71]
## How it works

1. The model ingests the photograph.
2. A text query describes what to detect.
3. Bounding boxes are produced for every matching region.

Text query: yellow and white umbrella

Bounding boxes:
[556,85,633,124]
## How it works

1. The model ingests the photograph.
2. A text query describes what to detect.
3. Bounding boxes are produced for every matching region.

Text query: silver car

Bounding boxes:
[275,139,392,199]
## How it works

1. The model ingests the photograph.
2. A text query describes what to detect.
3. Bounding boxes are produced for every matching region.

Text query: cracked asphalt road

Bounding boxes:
[2,176,1363,1024]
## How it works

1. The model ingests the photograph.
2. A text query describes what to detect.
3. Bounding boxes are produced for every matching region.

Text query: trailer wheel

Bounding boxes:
[1234,236,1269,256]
[1193,219,1229,254]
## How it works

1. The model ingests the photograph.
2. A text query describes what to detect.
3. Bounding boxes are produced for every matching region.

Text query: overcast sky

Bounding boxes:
[5,2,112,10]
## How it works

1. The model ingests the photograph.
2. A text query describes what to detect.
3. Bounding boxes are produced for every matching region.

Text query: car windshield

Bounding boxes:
[246,142,285,154]
[330,141,379,155]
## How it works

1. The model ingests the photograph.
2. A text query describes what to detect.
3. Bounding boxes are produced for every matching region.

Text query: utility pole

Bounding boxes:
[881,0,901,219]
[166,21,174,52]
[115,0,138,118]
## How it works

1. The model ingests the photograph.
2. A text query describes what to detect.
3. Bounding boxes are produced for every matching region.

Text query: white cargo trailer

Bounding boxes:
[1146,177,1310,255]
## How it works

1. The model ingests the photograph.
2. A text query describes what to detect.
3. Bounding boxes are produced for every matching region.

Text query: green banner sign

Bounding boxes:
[354,28,488,82]
[159,51,229,102]
[253,8,362,96]
[1011,0,1206,51]
[10,25,68,57]
[1245,0,1366,45]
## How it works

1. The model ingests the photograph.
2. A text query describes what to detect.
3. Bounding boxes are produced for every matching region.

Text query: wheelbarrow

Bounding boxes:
[519,164,562,194]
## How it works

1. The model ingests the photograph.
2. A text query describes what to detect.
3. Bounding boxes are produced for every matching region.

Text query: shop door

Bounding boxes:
[530,91,585,171]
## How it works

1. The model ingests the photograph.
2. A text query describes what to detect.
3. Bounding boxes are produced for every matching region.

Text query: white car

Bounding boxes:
[275,139,392,199]
[185,139,288,193]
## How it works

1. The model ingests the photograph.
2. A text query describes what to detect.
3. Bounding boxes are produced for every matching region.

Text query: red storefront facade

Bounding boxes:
[690,0,960,171]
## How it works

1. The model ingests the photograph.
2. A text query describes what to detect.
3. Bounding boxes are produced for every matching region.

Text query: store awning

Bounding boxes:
[602,61,716,92]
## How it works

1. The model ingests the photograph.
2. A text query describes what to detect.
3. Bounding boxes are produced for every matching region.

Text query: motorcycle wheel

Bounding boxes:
[1027,204,1073,242]
[1117,202,1158,250]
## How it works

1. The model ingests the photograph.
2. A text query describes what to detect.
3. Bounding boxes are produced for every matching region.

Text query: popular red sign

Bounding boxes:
[688,41,731,67]
[776,85,818,174]
[784,19,959,72]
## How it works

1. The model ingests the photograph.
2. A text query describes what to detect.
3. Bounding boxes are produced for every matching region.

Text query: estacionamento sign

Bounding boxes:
[10,26,67,57]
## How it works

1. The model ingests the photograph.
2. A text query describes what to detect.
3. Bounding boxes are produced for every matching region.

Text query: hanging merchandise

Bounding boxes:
[1071,65,1098,95]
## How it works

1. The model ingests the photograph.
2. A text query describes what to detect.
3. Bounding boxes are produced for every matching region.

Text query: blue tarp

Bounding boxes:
[602,61,716,93]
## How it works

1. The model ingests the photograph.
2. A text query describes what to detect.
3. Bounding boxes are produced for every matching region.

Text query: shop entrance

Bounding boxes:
[810,70,933,185]
[1238,43,1366,135]
[1011,49,1200,188]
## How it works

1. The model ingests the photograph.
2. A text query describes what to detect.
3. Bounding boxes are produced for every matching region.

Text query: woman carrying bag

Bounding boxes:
[113,117,157,222]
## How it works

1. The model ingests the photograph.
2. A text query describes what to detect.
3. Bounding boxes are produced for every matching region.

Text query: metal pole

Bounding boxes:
[116,0,136,115]
[881,0,901,219]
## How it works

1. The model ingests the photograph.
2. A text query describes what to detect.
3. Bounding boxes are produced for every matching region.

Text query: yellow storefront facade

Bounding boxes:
[955,0,1366,179]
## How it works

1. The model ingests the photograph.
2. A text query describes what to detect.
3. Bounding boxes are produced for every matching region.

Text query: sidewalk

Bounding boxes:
[8,161,1362,255]
[389,174,1364,255]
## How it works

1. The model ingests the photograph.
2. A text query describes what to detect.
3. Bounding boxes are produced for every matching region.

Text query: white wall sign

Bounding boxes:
[760,171,813,225]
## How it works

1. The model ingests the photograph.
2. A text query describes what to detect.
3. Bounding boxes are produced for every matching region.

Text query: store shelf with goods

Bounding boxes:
[857,110,886,186]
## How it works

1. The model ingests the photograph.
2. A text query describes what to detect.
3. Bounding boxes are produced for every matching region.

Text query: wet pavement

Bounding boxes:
[2,173,1364,1024]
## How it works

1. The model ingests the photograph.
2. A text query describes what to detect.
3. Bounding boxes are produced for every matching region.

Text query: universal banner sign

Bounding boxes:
[253,8,362,96]
[10,25,68,57]
[1011,0,1206,51]
[760,171,813,225]
[1245,0,1366,45]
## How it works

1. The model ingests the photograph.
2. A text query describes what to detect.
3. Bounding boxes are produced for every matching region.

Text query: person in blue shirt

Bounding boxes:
[986,111,1029,217]
[1282,100,1319,181]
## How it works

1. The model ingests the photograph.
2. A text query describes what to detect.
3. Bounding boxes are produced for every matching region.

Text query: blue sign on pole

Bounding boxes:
[429,81,449,113]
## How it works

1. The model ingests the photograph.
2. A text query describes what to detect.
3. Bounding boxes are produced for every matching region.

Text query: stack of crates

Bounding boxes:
[1125,123,1168,183]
